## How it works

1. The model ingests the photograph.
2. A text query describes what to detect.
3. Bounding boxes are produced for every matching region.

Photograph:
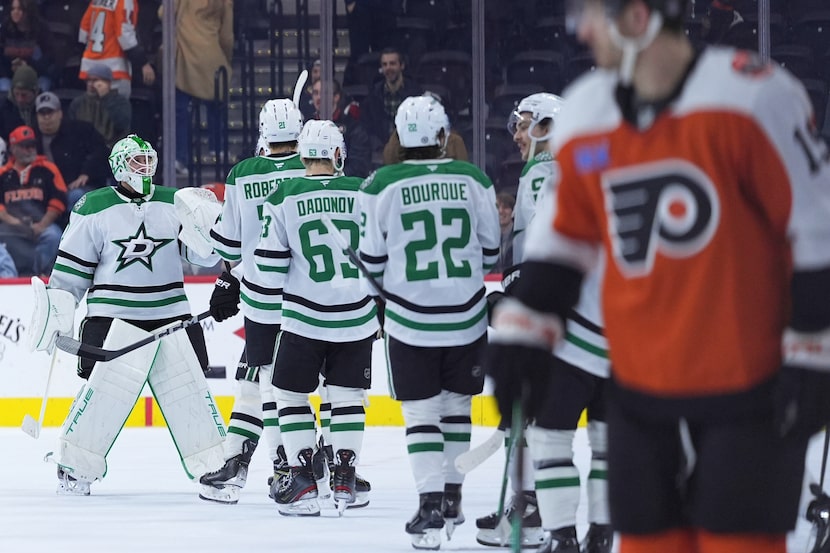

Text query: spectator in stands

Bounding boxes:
[166,0,233,177]
[33,92,110,219]
[312,78,372,178]
[67,63,132,148]
[0,125,65,276]
[79,0,156,100]
[299,58,321,121]
[0,242,16,277]
[0,0,57,94]
[342,0,402,86]
[0,64,39,140]
[361,47,423,150]
[382,91,469,164]
[491,191,515,275]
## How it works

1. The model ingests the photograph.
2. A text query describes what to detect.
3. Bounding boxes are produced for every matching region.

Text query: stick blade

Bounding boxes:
[21,414,40,439]
[455,429,505,474]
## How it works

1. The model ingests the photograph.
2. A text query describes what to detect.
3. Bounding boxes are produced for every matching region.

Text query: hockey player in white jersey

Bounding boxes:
[197,99,306,504]
[358,95,500,549]
[29,134,226,495]
[248,119,377,516]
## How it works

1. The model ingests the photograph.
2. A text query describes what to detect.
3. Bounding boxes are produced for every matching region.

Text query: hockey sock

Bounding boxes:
[587,420,610,525]
[274,388,316,465]
[440,390,472,485]
[258,364,282,463]
[226,379,264,458]
[402,396,445,493]
[328,385,365,461]
[527,426,580,530]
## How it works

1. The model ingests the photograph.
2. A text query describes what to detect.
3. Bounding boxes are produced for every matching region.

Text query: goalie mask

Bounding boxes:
[109,134,158,196]
[259,99,303,144]
[298,120,346,174]
[395,95,448,150]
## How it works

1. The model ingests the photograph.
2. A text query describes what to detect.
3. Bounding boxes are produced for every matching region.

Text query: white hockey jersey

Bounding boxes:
[50,185,217,320]
[210,153,306,324]
[358,158,500,347]
[512,150,558,266]
[249,175,378,342]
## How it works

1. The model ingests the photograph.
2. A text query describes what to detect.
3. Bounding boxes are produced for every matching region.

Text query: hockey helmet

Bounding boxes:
[259,99,303,144]
[507,92,564,137]
[298,120,346,173]
[395,95,448,149]
[109,134,158,196]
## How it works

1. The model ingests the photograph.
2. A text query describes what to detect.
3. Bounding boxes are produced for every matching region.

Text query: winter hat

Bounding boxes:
[87,63,113,82]
[11,65,38,92]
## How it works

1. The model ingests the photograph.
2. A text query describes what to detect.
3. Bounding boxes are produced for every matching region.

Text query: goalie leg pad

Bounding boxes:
[28,276,76,353]
[149,329,227,480]
[56,319,157,482]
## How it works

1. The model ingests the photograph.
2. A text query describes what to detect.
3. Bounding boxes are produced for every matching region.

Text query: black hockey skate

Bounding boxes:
[199,438,256,504]
[406,492,445,550]
[267,445,289,500]
[332,449,357,514]
[56,467,91,496]
[442,483,465,540]
[273,448,319,517]
[536,526,580,553]
[476,491,546,548]
[580,523,613,553]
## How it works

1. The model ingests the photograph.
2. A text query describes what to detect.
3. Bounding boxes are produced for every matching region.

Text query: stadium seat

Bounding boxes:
[489,84,544,119]
[394,17,437,69]
[771,44,818,81]
[529,17,570,54]
[417,50,473,115]
[505,50,566,94]
[496,158,525,195]
[353,52,382,87]
[566,51,597,85]
[791,11,830,57]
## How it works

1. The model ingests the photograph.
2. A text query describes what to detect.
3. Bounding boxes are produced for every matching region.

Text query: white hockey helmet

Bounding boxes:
[298,119,346,173]
[259,99,303,144]
[395,95,448,149]
[507,92,564,139]
[109,134,158,196]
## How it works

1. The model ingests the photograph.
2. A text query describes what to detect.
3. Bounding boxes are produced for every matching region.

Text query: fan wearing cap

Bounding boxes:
[33,91,110,218]
[67,63,132,149]
[0,124,66,275]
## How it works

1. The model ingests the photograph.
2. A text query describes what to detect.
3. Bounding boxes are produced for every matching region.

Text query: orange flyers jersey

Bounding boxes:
[538,47,830,397]
[78,0,139,82]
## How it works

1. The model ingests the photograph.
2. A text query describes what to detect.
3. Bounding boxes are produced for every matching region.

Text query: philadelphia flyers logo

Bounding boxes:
[602,160,720,277]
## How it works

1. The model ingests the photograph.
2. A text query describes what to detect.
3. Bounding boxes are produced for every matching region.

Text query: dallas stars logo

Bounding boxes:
[112,223,173,272]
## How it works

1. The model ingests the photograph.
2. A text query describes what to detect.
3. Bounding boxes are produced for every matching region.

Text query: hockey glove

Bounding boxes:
[484,297,562,423]
[774,328,830,438]
[210,271,241,322]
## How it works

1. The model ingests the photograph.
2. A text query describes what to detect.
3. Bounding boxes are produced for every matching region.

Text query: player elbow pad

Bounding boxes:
[511,260,584,320]
[791,268,830,331]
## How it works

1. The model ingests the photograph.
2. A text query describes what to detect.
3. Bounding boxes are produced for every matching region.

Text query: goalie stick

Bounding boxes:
[21,348,58,439]
[455,427,505,474]
[55,310,212,362]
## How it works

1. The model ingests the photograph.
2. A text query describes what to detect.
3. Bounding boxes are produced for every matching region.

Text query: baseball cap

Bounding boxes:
[35,92,61,113]
[87,63,113,82]
[11,65,37,92]
[9,125,37,147]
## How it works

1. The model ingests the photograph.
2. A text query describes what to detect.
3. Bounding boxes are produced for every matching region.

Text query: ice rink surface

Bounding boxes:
[2,424,827,553]
[0,426,593,553]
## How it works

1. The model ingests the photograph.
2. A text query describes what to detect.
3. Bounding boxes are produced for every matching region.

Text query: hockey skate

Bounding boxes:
[536,526,579,553]
[332,449,357,514]
[580,523,613,553]
[272,448,320,516]
[406,492,445,550]
[314,436,371,509]
[267,445,290,500]
[442,483,465,540]
[199,438,256,504]
[56,467,91,496]
[476,491,546,548]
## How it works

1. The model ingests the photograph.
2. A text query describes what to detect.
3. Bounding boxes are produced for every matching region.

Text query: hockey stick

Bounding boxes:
[55,310,212,362]
[320,213,387,302]
[808,430,830,553]
[455,427,505,474]
[21,348,58,439]
[293,69,308,108]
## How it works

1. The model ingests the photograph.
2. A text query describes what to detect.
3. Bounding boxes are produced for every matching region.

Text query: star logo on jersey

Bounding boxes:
[111,223,174,272]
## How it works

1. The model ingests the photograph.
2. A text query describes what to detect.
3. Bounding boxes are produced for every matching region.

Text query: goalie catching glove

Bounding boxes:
[210,271,240,322]
[28,276,76,354]
[484,297,562,423]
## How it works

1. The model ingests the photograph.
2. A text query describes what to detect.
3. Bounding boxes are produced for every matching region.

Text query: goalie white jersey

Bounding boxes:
[358,158,500,347]
[210,153,306,324]
[50,185,213,320]
[512,151,557,266]
[249,175,378,342]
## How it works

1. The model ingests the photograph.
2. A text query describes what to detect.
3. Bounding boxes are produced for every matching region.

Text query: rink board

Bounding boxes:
[0,277,507,427]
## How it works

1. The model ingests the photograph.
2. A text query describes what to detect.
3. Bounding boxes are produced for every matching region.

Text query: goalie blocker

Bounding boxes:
[52,318,226,493]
